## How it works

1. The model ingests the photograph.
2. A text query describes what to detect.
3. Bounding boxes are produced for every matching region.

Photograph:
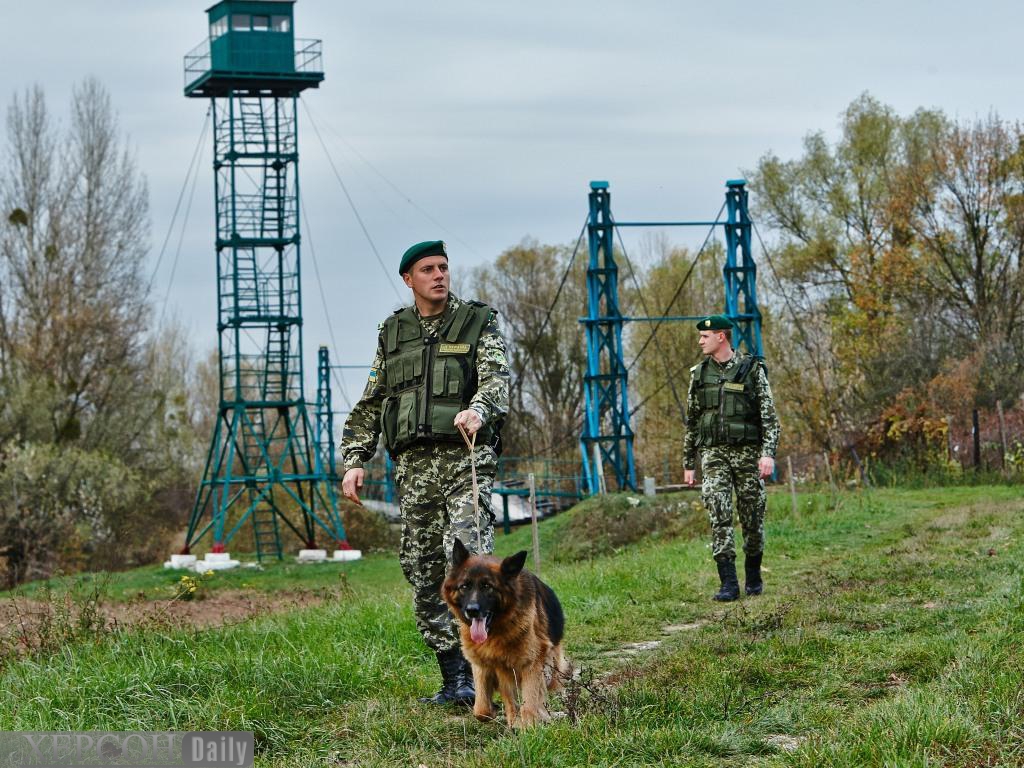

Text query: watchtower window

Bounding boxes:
[231,14,251,31]
[252,15,269,32]
[271,15,290,32]
[210,16,228,38]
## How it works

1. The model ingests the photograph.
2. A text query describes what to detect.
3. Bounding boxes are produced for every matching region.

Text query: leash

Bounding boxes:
[457,423,483,552]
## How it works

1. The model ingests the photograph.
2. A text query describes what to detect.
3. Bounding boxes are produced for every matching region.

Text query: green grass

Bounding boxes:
[2,485,1023,766]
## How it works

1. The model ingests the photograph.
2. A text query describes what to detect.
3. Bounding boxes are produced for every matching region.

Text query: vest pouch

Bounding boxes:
[432,357,447,397]
[381,391,420,453]
[700,386,720,409]
[446,357,462,397]
[429,402,461,438]
[398,390,417,437]
[723,383,750,418]
[380,395,399,452]
[725,422,758,445]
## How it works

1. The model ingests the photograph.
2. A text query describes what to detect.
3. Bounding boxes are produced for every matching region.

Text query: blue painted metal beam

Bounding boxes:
[580,181,637,494]
[722,180,764,357]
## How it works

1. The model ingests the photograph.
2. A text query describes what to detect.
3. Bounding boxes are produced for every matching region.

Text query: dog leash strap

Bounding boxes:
[457,423,482,552]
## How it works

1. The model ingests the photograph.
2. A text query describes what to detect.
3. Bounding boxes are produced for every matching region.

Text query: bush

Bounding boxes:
[340,500,398,553]
[553,492,704,562]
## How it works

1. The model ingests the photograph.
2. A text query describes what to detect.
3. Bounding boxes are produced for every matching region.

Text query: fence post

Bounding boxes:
[972,409,981,470]
[823,450,837,506]
[996,401,1008,470]
[787,456,798,519]
[528,473,541,576]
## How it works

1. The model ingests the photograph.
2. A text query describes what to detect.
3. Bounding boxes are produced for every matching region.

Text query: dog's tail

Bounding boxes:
[547,645,573,692]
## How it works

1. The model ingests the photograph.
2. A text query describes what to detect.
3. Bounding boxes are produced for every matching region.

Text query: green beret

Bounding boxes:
[696,314,734,331]
[399,240,447,275]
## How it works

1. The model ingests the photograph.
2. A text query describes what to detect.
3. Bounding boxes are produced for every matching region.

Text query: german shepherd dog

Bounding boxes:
[442,538,570,727]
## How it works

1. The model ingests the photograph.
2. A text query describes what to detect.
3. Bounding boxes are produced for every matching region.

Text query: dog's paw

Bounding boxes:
[473,706,497,723]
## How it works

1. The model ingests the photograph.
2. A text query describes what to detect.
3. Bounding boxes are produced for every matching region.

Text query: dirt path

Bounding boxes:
[0,587,331,649]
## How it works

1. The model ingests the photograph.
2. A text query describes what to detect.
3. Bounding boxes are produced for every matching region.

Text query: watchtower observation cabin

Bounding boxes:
[185,1,323,97]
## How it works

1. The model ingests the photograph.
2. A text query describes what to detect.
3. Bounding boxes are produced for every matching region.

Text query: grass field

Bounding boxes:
[1,486,1022,767]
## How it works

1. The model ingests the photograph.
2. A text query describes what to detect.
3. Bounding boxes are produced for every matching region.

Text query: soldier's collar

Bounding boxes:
[414,293,462,321]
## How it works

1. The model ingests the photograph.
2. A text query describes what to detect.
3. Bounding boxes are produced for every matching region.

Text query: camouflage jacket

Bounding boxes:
[340,294,510,469]
[682,351,780,469]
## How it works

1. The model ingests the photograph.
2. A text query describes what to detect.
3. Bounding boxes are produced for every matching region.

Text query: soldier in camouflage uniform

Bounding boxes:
[683,315,780,602]
[340,240,509,705]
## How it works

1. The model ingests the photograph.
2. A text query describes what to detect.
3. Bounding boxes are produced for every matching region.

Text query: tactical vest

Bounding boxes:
[692,353,763,449]
[378,300,494,455]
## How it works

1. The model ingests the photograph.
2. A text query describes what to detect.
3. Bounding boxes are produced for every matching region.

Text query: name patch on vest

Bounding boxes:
[438,343,471,355]
[723,382,745,392]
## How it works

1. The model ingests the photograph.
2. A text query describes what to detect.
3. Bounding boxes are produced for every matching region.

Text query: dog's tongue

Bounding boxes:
[470,617,488,644]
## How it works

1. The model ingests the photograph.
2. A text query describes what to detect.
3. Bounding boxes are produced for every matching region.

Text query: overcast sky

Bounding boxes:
[0,1,1020,410]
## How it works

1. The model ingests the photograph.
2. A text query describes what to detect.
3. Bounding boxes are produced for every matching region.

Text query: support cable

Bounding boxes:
[157,117,208,327]
[751,221,818,354]
[148,106,211,298]
[507,218,588,403]
[751,219,847,445]
[300,99,404,303]
[300,195,355,411]
[611,224,687,421]
[625,201,725,373]
[301,100,482,259]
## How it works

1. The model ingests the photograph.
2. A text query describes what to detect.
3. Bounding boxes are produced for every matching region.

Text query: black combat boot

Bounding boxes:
[418,648,476,706]
[713,558,740,602]
[744,553,763,596]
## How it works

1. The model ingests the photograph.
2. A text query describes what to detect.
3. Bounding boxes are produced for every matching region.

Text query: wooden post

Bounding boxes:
[972,409,981,470]
[823,450,837,505]
[996,401,1008,469]
[787,456,799,518]
[945,415,954,463]
[501,494,511,536]
[528,473,541,576]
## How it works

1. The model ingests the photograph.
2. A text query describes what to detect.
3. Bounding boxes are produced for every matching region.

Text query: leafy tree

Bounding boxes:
[471,239,587,459]
[750,94,1024,463]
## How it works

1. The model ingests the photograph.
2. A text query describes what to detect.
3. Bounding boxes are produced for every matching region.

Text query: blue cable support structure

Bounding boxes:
[580,179,763,496]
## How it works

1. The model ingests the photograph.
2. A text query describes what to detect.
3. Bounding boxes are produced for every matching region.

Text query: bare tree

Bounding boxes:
[0,79,150,448]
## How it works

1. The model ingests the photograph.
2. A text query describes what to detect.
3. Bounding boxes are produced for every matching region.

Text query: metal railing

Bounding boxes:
[184,38,323,88]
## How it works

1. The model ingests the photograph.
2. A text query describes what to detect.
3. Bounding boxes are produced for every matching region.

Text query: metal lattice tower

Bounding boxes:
[182,0,347,558]
[723,180,763,357]
[580,181,637,495]
[579,179,762,495]
[314,345,343,514]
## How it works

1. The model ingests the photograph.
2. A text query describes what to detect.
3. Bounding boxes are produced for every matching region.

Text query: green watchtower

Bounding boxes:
[182,0,351,561]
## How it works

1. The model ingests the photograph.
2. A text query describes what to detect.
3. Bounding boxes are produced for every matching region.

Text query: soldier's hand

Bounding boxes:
[684,469,696,487]
[342,468,365,504]
[758,457,775,479]
[453,409,483,437]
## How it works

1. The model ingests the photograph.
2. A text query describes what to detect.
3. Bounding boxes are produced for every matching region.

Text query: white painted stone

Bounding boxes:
[195,557,240,571]
[204,552,233,563]
[164,554,197,569]
[332,549,362,562]
[297,549,328,563]
[643,476,657,497]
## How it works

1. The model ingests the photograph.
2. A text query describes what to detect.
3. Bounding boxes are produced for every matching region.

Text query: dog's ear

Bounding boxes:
[452,537,471,568]
[500,550,528,579]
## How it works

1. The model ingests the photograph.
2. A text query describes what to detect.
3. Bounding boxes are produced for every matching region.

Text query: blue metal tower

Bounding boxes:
[181,0,348,558]
[579,179,763,494]
[722,180,763,357]
[580,181,637,494]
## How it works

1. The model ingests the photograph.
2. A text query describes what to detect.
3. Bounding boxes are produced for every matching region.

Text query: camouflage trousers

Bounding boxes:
[394,441,496,653]
[699,444,766,562]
